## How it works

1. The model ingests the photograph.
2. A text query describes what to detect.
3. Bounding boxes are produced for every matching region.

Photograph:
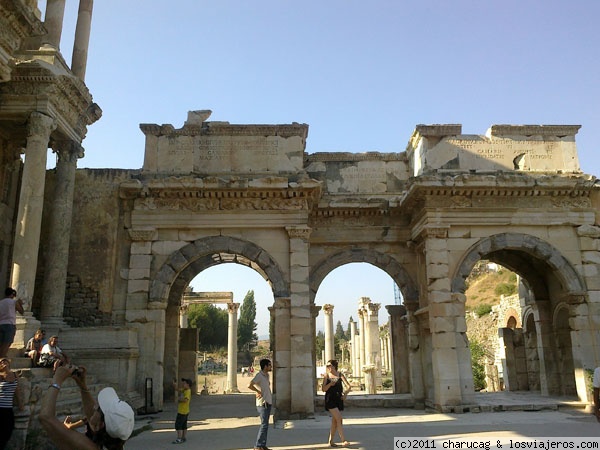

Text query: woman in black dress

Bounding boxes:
[322,359,351,447]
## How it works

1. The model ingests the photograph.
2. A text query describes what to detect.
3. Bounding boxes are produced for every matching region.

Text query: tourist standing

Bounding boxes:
[0,288,24,357]
[0,357,23,449]
[248,358,272,450]
[322,359,351,447]
[172,378,192,444]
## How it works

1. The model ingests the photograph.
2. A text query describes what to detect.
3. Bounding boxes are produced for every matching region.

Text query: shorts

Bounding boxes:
[0,324,16,345]
[175,413,188,431]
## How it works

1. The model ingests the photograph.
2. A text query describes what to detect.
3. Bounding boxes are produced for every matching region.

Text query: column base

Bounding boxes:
[39,317,69,337]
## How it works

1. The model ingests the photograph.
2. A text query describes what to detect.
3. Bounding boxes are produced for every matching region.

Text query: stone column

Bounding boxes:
[406,303,425,405]
[311,305,321,395]
[40,140,83,327]
[71,0,94,80]
[179,304,189,328]
[533,301,561,396]
[42,0,66,49]
[272,297,291,417]
[349,318,357,377]
[323,303,335,363]
[286,226,313,418]
[358,304,367,372]
[387,305,409,393]
[11,112,56,310]
[225,302,240,393]
[366,302,381,387]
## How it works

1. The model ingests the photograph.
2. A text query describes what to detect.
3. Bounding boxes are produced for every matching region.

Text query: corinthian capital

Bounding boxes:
[28,112,56,138]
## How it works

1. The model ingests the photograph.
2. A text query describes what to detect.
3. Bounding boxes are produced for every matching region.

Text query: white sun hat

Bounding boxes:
[98,387,135,440]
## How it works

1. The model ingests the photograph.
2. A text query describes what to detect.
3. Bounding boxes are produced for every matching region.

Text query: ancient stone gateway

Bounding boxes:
[60,111,600,419]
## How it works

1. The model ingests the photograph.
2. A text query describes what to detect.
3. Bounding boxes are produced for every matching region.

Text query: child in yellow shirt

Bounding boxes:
[173,378,192,444]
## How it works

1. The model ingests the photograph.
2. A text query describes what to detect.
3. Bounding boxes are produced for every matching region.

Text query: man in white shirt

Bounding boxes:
[248,359,273,450]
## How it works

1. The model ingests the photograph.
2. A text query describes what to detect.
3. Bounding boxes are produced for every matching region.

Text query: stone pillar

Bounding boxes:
[358,305,367,375]
[423,227,474,409]
[366,302,381,388]
[42,0,66,49]
[11,112,56,310]
[406,302,425,405]
[323,303,335,363]
[179,304,189,328]
[387,305,409,393]
[71,0,94,80]
[41,140,82,327]
[225,302,240,393]
[273,297,291,417]
[533,301,561,395]
[311,305,321,394]
[349,319,357,377]
[286,226,313,418]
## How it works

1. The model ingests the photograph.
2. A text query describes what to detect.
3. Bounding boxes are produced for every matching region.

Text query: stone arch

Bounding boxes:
[149,235,289,307]
[452,233,585,397]
[452,233,586,300]
[309,248,418,304]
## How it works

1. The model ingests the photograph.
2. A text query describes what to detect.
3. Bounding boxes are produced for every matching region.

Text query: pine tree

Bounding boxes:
[238,290,258,350]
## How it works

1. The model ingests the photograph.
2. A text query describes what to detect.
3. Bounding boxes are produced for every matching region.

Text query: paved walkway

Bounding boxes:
[125,391,600,450]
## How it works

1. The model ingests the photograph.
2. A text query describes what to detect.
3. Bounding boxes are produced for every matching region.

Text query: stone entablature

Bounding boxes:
[407,124,581,176]
[140,110,308,175]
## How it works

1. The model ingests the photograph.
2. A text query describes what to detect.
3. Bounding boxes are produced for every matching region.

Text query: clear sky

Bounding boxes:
[48,1,600,338]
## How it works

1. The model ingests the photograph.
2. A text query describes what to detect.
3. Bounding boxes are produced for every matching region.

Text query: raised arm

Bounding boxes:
[39,366,97,450]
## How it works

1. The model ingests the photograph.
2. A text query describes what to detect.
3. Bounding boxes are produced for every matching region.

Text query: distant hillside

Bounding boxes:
[465,264,517,311]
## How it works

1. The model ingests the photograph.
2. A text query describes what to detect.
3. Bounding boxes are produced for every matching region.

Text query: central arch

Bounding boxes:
[150,236,288,402]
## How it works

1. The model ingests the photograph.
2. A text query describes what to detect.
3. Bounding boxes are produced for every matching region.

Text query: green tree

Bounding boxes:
[470,339,488,391]
[187,303,228,350]
[315,330,325,358]
[238,290,258,350]
[346,316,354,340]
[334,320,346,340]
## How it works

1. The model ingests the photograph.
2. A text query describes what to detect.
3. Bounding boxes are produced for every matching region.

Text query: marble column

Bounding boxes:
[225,302,240,393]
[42,0,66,49]
[179,304,189,328]
[366,302,381,387]
[349,318,357,376]
[41,140,83,327]
[311,305,321,395]
[323,303,335,363]
[71,0,94,80]
[11,112,56,311]
[358,307,366,376]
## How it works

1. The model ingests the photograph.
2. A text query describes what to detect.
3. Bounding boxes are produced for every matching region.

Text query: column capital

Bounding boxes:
[285,225,311,240]
[51,139,85,162]
[227,302,240,314]
[322,303,334,315]
[28,112,57,138]
[385,304,407,317]
[367,302,381,319]
[311,304,322,318]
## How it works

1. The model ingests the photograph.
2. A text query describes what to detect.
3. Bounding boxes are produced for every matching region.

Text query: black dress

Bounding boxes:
[324,376,344,411]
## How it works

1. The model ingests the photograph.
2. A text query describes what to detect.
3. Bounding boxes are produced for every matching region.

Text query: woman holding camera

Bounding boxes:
[40,365,135,449]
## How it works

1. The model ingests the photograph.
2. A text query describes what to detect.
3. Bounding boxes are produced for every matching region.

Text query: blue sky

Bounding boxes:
[48,1,600,337]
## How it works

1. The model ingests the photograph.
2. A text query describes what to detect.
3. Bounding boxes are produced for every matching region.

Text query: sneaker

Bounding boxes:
[172,438,184,444]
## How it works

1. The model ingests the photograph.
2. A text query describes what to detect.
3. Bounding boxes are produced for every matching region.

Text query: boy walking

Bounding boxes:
[173,378,192,444]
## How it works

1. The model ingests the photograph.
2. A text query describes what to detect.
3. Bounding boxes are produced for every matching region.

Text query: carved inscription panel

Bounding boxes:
[423,136,579,172]
[150,134,304,174]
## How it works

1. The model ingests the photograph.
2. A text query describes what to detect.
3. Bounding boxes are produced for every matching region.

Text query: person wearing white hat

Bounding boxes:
[40,365,135,449]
